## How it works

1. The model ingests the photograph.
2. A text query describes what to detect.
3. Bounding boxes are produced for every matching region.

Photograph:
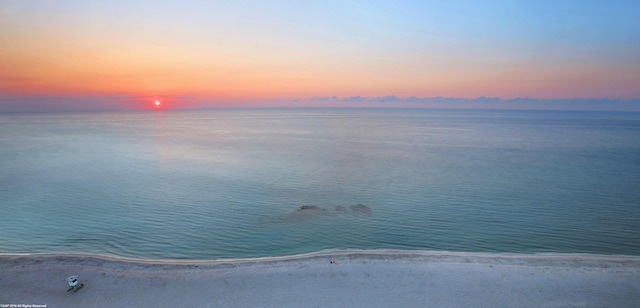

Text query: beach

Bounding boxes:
[2,250,639,307]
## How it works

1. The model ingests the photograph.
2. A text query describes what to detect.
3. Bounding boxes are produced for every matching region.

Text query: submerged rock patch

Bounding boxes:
[335,205,348,213]
[294,205,328,214]
[349,204,372,215]
[286,204,372,221]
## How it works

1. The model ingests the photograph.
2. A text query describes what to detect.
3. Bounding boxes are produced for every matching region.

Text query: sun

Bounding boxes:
[154,100,161,107]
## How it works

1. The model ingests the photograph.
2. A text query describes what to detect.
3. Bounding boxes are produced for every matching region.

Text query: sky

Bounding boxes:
[1,0,639,112]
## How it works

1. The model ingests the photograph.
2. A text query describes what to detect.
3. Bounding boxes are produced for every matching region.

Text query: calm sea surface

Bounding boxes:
[1,108,639,259]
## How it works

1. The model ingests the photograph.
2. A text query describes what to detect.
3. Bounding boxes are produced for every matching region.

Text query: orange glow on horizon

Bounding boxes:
[1,1,639,112]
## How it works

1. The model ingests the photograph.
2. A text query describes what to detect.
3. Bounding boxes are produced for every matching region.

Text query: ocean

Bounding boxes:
[1,108,639,259]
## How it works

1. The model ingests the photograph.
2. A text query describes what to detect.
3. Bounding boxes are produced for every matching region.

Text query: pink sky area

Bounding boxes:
[1,1,639,112]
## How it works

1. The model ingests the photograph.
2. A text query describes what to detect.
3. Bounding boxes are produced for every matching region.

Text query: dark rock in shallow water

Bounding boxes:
[284,204,372,222]
[288,205,329,219]
[295,205,327,213]
[349,204,372,215]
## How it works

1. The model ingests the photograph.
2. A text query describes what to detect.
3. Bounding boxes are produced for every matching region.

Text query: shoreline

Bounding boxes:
[3,250,640,307]
[3,249,640,265]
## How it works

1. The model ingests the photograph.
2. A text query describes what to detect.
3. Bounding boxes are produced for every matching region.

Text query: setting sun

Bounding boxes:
[154,100,161,107]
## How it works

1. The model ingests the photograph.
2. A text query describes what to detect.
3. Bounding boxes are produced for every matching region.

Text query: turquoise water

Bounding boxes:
[1,108,639,259]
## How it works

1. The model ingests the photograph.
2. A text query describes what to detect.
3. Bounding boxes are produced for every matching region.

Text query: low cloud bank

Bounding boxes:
[1,94,638,112]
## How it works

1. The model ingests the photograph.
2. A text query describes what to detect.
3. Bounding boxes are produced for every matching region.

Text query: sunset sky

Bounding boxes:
[1,0,639,111]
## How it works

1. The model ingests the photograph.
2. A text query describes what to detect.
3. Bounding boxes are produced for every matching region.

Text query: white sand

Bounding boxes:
[1,250,639,307]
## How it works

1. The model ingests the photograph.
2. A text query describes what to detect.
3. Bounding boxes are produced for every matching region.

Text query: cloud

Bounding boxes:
[309,96,500,104]
[474,96,501,103]
[342,96,367,102]
[310,96,338,102]
[377,95,398,102]
[2,94,639,113]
